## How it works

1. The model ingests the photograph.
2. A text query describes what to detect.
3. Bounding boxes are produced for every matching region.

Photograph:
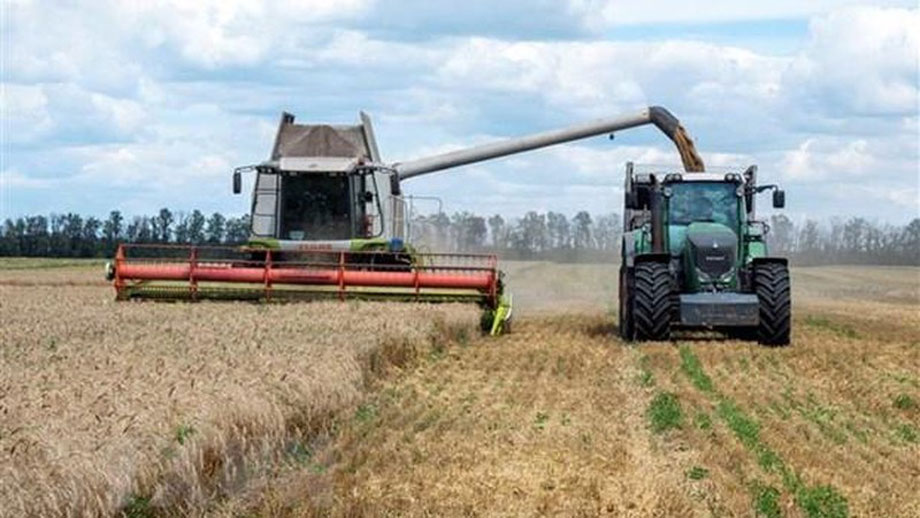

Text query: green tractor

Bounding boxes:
[619,164,791,345]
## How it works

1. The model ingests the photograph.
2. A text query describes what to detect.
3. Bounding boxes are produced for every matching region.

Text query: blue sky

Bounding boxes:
[1,0,918,224]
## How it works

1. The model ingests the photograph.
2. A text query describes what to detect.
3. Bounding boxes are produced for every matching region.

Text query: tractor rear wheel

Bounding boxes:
[632,262,671,341]
[618,266,634,340]
[754,262,791,346]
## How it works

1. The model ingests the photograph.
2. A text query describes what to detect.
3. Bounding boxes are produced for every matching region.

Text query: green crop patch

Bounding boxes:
[679,346,850,518]
[797,485,849,518]
[717,399,761,448]
[355,403,377,424]
[636,354,655,387]
[893,393,916,411]
[895,423,918,443]
[647,392,683,433]
[694,410,713,430]
[687,466,709,480]
[752,482,782,518]
[174,424,195,445]
[679,346,714,393]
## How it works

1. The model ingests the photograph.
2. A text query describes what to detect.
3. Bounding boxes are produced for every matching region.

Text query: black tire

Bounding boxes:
[632,262,671,341]
[754,262,791,346]
[618,266,635,340]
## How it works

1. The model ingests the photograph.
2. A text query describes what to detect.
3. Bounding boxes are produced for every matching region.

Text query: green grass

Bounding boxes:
[717,399,761,448]
[174,424,195,445]
[355,403,377,424]
[752,482,782,518]
[679,347,851,518]
[647,392,683,433]
[694,410,713,430]
[893,393,916,411]
[895,423,918,443]
[637,355,655,387]
[679,346,714,393]
[803,315,859,339]
[534,411,550,430]
[797,485,849,518]
[0,257,106,269]
[122,494,153,518]
[687,466,709,480]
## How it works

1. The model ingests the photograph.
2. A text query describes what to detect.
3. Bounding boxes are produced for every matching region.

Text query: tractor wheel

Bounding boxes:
[754,262,791,346]
[618,266,635,340]
[632,262,671,341]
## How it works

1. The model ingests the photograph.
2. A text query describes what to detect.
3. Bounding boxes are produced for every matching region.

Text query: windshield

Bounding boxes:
[280,174,352,240]
[667,181,739,230]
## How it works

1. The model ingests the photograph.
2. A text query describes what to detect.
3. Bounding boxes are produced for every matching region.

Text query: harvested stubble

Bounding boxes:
[0,267,478,517]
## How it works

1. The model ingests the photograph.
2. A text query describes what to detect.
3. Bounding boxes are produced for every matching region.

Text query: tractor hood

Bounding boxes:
[680,222,738,290]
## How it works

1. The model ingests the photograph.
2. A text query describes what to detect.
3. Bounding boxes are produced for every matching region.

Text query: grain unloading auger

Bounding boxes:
[108,106,704,335]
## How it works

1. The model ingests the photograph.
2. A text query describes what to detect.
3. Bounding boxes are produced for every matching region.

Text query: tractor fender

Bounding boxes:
[635,253,670,265]
[751,257,788,267]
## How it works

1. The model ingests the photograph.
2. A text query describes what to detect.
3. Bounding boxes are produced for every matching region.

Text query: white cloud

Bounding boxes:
[572,0,916,27]
[2,2,918,223]
[783,6,919,115]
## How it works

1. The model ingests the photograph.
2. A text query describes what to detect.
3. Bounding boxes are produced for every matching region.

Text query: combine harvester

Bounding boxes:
[107,105,787,341]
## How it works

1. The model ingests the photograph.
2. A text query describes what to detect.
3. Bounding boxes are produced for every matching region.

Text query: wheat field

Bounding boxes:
[1,260,918,517]
[0,264,478,517]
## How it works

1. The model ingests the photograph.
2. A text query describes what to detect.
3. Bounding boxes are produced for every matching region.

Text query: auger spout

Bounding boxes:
[393,106,705,181]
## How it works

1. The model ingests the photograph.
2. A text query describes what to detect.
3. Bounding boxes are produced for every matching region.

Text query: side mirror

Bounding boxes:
[625,191,639,210]
[772,189,785,209]
[232,170,242,194]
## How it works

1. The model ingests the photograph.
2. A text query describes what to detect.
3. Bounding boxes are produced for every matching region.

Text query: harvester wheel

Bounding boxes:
[632,262,671,341]
[618,266,634,340]
[754,262,791,346]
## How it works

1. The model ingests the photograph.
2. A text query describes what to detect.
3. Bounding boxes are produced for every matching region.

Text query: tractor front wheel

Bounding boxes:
[632,262,671,341]
[754,262,791,346]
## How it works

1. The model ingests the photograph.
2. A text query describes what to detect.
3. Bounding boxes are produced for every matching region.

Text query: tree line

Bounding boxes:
[0,209,251,258]
[1,208,917,265]
[411,211,919,265]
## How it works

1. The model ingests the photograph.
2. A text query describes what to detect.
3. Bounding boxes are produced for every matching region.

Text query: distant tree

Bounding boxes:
[546,211,570,249]
[103,210,123,242]
[594,213,621,251]
[187,210,206,244]
[573,211,593,249]
[224,215,250,244]
[205,212,226,244]
[173,212,189,244]
[25,215,49,256]
[488,214,506,248]
[154,208,174,243]
[769,214,795,255]
[518,211,547,254]
[798,220,820,255]
[902,218,920,264]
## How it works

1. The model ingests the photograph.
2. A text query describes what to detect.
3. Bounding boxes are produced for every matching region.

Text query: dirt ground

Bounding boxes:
[218,263,919,517]
[1,261,917,517]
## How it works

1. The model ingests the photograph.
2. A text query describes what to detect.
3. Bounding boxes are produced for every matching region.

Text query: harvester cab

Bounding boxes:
[231,112,409,255]
[619,164,791,345]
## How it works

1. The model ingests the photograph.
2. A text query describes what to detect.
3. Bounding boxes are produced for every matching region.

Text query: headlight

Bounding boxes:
[695,267,735,287]
[695,267,712,283]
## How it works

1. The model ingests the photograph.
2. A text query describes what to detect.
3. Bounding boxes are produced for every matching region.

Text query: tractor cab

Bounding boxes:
[661,173,746,292]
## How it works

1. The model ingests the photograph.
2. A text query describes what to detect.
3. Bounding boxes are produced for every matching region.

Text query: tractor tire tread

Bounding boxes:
[754,262,791,346]
[633,262,671,341]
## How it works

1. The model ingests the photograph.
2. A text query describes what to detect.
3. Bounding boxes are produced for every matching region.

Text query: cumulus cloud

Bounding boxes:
[783,6,919,116]
[1,1,917,223]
